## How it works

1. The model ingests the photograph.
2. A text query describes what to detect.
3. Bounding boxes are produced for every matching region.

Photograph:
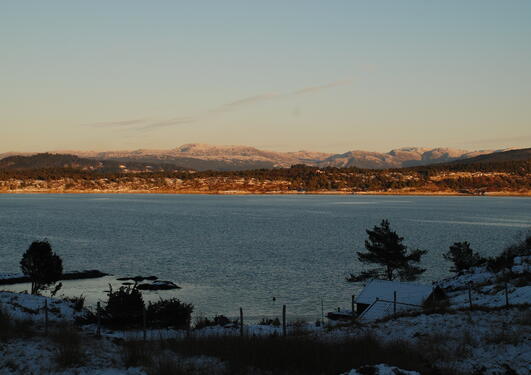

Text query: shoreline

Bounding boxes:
[0,190,530,197]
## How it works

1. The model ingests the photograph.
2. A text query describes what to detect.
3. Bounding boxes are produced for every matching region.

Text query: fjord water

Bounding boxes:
[0,194,529,320]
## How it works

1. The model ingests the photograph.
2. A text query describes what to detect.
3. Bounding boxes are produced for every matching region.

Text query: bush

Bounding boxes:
[486,234,531,273]
[443,242,486,274]
[147,298,193,329]
[104,284,144,328]
[194,315,233,330]
[259,317,281,327]
[290,319,309,336]
[63,295,85,312]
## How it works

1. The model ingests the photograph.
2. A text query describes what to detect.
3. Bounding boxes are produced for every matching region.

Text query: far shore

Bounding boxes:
[1,189,530,197]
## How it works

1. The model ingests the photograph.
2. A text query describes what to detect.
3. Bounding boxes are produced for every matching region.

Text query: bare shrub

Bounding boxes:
[194,314,233,330]
[121,340,154,367]
[289,319,309,336]
[161,333,444,374]
[415,332,457,362]
[62,295,85,312]
[148,355,218,375]
[258,317,281,327]
[484,328,522,346]
[50,324,85,368]
[0,305,35,341]
[515,309,531,326]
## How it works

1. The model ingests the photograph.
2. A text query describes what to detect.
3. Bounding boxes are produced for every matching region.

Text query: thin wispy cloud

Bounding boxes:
[291,79,352,95]
[83,79,351,132]
[224,93,280,108]
[83,118,148,128]
[136,117,195,131]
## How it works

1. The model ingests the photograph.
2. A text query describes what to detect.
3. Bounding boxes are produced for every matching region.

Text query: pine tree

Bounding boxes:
[444,241,485,273]
[20,240,63,295]
[348,219,427,282]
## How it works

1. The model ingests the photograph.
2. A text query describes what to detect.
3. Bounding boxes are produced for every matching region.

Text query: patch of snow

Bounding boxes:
[342,364,420,375]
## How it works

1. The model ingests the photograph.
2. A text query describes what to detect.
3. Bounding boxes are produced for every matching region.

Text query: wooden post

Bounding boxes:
[505,282,509,307]
[142,306,147,341]
[96,302,101,337]
[393,291,397,315]
[239,307,244,337]
[44,299,49,336]
[321,299,324,326]
[351,295,355,320]
[468,283,473,309]
[282,305,286,337]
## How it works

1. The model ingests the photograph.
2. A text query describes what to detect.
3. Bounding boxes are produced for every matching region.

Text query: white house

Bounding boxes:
[355,279,434,322]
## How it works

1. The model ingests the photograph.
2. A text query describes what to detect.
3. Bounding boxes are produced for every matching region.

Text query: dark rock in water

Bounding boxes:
[117,275,158,282]
[0,270,108,285]
[137,280,180,290]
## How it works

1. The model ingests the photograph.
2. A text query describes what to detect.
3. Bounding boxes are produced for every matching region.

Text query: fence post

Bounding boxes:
[142,306,147,341]
[351,295,356,321]
[321,299,324,326]
[393,291,397,315]
[96,302,101,337]
[282,304,286,337]
[468,283,473,309]
[505,282,509,307]
[44,299,49,336]
[239,307,244,337]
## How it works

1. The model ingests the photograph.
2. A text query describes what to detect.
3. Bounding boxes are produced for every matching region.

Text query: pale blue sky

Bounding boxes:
[1,1,530,153]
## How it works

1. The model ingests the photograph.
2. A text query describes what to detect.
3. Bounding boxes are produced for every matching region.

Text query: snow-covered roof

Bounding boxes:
[355,279,433,306]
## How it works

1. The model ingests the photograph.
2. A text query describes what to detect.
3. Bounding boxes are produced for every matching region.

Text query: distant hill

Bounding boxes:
[448,148,531,165]
[0,144,519,171]
[0,153,185,173]
[316,147,497,169]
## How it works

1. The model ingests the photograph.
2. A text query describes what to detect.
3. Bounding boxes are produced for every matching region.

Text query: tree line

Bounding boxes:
[0,160,529,192]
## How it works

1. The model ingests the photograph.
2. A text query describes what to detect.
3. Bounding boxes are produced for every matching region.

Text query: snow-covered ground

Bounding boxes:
[0,291,88,322]
[1,257,529,375]
[342,364,420,375]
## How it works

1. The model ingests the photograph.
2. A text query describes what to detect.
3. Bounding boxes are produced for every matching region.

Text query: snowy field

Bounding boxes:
[1,257,529,375]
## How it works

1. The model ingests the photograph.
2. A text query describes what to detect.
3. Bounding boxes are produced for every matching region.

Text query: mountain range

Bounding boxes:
[0,144,523,171]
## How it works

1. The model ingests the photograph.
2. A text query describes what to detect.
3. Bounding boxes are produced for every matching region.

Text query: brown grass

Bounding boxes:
[50,324,85,368]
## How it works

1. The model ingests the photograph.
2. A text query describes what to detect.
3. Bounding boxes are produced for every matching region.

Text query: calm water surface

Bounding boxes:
[0,194,529,320]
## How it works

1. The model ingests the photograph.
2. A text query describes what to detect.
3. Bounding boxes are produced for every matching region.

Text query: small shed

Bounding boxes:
[355,279,433,322]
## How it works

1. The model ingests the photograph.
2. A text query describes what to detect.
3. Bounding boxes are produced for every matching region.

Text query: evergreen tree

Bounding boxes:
[348,219,427,282]
[444,241,485,274]
[20,240,63,295]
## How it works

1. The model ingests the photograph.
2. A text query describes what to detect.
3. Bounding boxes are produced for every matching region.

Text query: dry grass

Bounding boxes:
[147,355,221,375]
[514,309,531,326]
[289,319,310,336]
[156,333,449,375]
[484,328,523,346]
[121,340,154,367]
[0,304,35,341]
[50,324,85,368]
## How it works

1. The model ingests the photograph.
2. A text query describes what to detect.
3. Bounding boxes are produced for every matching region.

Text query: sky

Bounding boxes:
[1,0,530,153]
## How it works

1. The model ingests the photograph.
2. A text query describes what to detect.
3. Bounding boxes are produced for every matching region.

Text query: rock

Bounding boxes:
[0,270,108,285]
[116,275,158,282]
[137,280,180,290]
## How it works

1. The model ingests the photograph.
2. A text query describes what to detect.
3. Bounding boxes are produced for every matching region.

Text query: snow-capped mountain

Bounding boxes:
[0,144,507,171]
